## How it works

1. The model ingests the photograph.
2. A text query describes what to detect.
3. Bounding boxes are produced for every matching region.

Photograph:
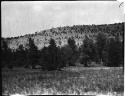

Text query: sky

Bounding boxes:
[1,1,124,38]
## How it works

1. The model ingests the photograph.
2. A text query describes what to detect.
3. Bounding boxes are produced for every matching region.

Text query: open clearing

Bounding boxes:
[2,67,124,95]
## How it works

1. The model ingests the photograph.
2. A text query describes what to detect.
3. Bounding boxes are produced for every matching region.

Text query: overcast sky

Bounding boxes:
[1,1,124,38]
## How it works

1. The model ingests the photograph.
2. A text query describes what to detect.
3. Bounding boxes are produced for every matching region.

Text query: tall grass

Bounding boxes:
[2,67,124,95]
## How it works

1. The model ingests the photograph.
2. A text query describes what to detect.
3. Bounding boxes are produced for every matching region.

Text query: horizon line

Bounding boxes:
[2,22,124,39]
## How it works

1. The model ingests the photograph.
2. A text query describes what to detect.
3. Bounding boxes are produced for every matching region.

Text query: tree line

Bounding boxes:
[6,23,123,42]
[1,32,123,70]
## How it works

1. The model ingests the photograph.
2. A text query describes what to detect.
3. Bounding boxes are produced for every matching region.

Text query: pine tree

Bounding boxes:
[68,37,76,52]
[40,46,49,70]
[107,37,123,67]
[47,38,60,70]
[1,39,8,67]
[27,38,38,69]
[80,35,97,67]
[67,37,78,66]
[60,45,73,67]
[40,38,61,70]
[17,45,26,67]
[1,39,13,68]
[96,32,107,64]
[1,39,8,51]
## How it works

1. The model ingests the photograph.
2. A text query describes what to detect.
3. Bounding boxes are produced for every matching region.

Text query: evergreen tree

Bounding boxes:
[107,37,123,67]
[96,32,107,64]
[47,38,60,70]
[27,38,38,69]
[1,39,8,51]
[39,46,49,70]
[40,38,62,70]
[67,37,78,66]
[1,39,13,68]
[57,47,65,69]
[68,37,76,52]
[61,45,73,67]
[1,39,8,67]
[16,45,26,67]
[80,35,97,67]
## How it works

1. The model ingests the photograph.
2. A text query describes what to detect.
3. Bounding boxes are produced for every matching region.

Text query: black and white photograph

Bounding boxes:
[1,1,124,96]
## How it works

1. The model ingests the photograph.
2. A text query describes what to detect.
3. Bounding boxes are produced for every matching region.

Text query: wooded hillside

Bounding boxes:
[2,23,124,50]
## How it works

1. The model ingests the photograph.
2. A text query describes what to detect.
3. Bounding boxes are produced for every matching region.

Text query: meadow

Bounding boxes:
[2,67,124,96]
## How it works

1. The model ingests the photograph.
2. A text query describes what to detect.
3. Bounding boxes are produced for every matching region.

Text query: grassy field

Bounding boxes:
[2,67,124,96]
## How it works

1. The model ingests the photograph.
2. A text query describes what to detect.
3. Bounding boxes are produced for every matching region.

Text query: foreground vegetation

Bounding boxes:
[2,67,124,95]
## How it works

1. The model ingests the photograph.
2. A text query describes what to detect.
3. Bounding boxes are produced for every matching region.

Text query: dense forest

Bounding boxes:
[1,23,124,70]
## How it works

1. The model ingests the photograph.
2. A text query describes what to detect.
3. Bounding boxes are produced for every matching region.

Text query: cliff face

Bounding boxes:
[3,23,124,50]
